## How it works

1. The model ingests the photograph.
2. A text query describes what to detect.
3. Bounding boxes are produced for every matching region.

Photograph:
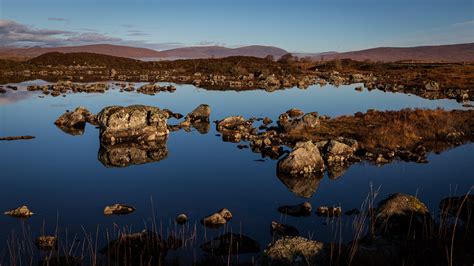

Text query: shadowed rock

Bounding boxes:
[271,221,299,239]
[98,137,168,168]
[36,235,57,250]
[278,202,312,217]
[260,236,326,266]
[200,233,260,255]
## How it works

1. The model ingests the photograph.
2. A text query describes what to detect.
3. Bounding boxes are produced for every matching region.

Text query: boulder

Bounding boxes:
[277,202,312,217]
[201,233,260,255]
[186,104,211,122]
[4,205,34,218]
[96,105,169,145]
[374,193,430,238]
[324,140,355,163]
[201,208,233,228]
[277,141,324,177]
[54,107,96,135]
[260,236,326,266]
[103,204,135,215]
[286,108,304,118]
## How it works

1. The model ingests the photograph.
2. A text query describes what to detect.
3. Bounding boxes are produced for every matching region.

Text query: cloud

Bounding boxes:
[0,19,186,51]
[120,24,135,28]
[196,40,226,46]
[48,17,69,22]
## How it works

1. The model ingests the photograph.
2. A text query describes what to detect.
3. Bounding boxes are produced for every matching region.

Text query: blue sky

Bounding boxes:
[0,0,472,52]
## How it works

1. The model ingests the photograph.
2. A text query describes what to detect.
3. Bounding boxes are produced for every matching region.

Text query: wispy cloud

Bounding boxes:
[48,17,69,22]
[196,40,226,46]
[452,20,474,27]
[127,29,149,37]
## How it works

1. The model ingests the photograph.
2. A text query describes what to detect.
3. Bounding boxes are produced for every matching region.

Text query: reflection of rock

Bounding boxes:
[201,233,260,255]
[192,120,210,134]
[261,236,326,265]
[98,138,168,168]
[277,141,325,178]
[54,107,96,136]
[374,193,431,237]
[271,221,299,239]
[97,105,169,145]
[277,170,323,198]
[278,202,312,217]
[100,230,167,264]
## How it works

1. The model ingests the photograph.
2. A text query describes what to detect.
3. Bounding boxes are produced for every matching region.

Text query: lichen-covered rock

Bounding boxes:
[4,205,34,218]
[277,141,324,177]
[201,233,260,255]
[260,236,326,266]
[374,193,430,237]
[324,140,355,163]
[103,203,135,215]
[54,107,96,135]
[96,105,169,145]
[278,202,312,217]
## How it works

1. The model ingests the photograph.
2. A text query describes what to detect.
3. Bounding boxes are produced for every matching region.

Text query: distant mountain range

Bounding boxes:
[0,43,472,62]
[0,44,288,60]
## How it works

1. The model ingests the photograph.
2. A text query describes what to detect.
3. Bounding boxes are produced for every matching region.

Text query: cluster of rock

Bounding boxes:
[27,81,109,97]
[136,83,176,95]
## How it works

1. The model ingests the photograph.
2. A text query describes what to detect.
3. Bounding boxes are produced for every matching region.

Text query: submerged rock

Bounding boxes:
[4,205,34,218]
[176,214,188,225]
[100,230,167,264]
[201,208,232,228]
[200,233,260,255]
[277,202,312,217]
[54,107,96,135]
[97,105,169,145]
[36,235,57,250]
[316,206,342,217]
[103,204,135,215]
[374,193,430,237]
[260,236,326,266]
[277,141,324,177]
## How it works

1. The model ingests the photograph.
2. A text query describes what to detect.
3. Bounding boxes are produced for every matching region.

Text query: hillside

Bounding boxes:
[311,43,474,62]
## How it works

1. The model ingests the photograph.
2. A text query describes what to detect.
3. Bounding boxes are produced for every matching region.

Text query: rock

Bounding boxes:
[425,81,440,91]
[201,208,232,228]
[316,206,342,217]
[278,112,320,133]
[286,108,304,118]
[186,104,211,122]
[216,116,246,131]
[260,236,326,266]
[344,208,361,216]
[98,138,168,168]
[54,107,96,135]
[277,202,312,217]
[103,204,135,215]
[4,205,34,218]
[36,235,57,250]
[263,117,273,125]
[97,105,169,145]
[271,221,299,238]
[176,214,188,225]
[201,233,260,255]
[0,135,35,141]
[277,141,325,177]
[355,86,363,91]
[100,230,167,264]
[324,140,355,163]
[374,193,430,237]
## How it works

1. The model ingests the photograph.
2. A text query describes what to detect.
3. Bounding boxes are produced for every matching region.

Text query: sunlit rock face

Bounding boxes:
[96,105,169,145]
[98,137,168,168]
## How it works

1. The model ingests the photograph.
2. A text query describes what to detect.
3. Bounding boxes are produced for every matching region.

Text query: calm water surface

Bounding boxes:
[0,81,472,261]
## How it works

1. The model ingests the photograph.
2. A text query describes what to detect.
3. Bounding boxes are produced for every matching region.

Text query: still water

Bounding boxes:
[0,81,472,262]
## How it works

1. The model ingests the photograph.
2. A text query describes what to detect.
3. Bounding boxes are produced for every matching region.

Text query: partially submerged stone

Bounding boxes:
[97,105,169,145]
[316,206,342,217]
[36,235,57,250]
[186,104,211,122]
[54,107,96,135]
[201,208,232,228]
[103,203,135,215]
[176,213,188,225]
[271,221,299,239]
[277,141,325,177]
[200,233,260,255]
[4,205,34,218]
[277,202,312,217]
[260,236,326,266]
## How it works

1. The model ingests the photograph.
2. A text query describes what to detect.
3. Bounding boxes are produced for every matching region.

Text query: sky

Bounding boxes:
[0,0,473,53]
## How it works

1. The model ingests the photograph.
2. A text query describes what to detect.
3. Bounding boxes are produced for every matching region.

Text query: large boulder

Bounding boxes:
[277,141,324,177]
[54,107,96,135]
[260,236,326,266]
[374,193,431,238]
[97,105,169,145]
